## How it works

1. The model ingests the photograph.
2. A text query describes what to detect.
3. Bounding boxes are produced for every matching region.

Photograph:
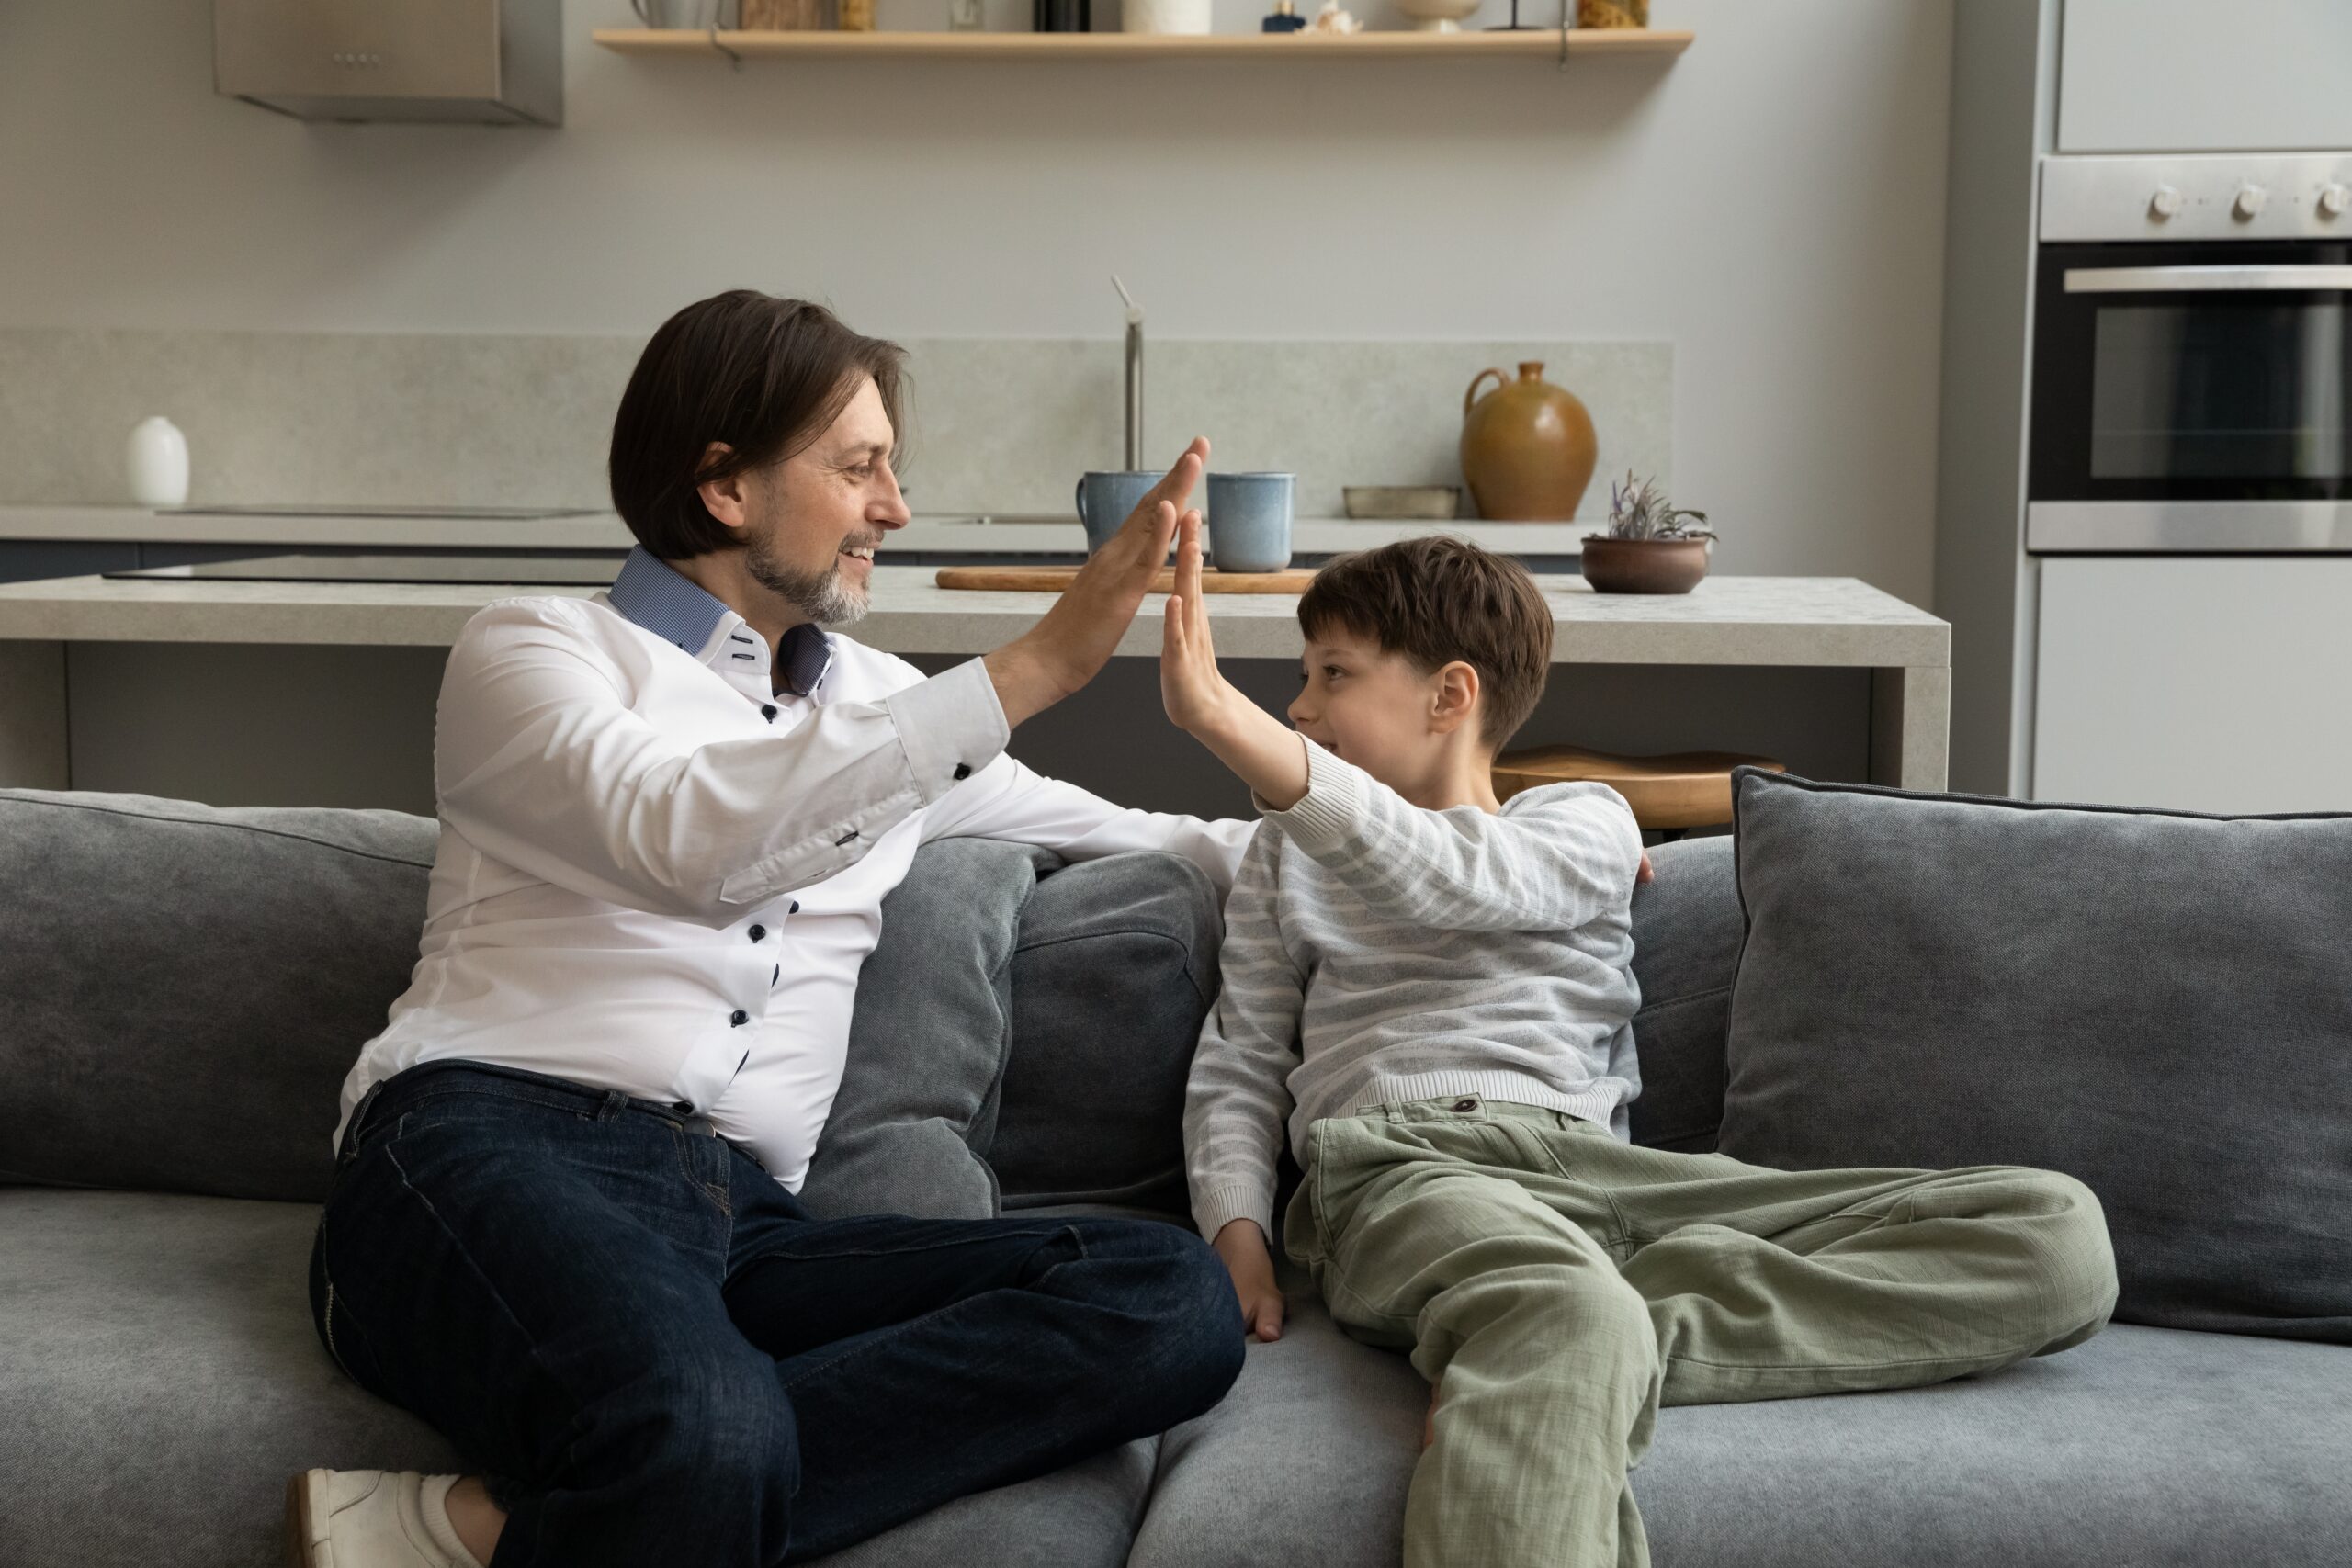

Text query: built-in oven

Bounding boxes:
[2029,153,2352,553]
[2024,153,2352,816]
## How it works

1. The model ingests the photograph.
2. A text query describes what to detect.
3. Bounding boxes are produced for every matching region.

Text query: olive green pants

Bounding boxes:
[1284,1096,2119,1568]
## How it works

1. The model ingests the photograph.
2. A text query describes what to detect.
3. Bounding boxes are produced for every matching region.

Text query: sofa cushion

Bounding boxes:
[1624,834,1743,1154]
[0,1188,1161,1568]
[799,837,1055,1222]
[1130,1243,2352,1568]
[991,852,1226,1216]
[0,788,435,1202]
[1718,769,2352,1343]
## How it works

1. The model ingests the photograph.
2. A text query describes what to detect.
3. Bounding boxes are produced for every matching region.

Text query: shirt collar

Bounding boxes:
[606,545,835,697]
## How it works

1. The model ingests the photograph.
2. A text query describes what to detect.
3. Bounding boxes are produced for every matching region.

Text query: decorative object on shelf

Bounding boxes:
[949,0,984,27]
[837,0,876,28]
[1578,469,1713,594]
[1261,0,1307,32]
[1034,0,1090,29]
[127,417,190,508]
[1459,361,1597,522]
[1396,0,1480,32]
[1577,0,1648,26]
[1306,0,1362,31]
[1125,0,1210,31]
[739,0,824,26]
[1343,485,1461,520]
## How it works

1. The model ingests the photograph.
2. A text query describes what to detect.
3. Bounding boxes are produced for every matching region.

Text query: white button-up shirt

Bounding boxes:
[336,547,1253,1190]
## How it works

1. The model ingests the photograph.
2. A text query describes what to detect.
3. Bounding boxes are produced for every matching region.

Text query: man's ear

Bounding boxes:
[1429,660,1482,737]
[695,441,754,533]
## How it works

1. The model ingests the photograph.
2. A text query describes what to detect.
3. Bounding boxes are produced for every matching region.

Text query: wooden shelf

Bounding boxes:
[590,26,1692,62]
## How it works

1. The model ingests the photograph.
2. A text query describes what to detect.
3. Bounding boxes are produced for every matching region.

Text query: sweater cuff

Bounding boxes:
[1193,1180,1277,1247]
[1253,738,1363,854]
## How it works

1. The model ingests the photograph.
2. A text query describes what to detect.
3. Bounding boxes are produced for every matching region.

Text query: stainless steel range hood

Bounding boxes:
[214,0,563,126]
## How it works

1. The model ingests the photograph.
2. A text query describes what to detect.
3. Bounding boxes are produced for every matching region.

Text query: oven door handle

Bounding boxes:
[2064,265,2352,293]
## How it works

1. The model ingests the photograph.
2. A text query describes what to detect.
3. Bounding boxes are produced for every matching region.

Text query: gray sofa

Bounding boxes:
[4,782,2348,1568]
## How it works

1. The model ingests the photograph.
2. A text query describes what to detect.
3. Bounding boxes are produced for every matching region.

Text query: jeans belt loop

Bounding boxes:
[595,1089,631,1123]
[337,1078,389,1168]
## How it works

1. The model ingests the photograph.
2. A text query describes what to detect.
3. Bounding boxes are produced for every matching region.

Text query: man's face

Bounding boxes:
[740,375,909,626]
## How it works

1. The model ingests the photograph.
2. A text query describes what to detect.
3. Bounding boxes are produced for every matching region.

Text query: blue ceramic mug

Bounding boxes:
[1205,472,1295,573]
[1074,471,1160,555]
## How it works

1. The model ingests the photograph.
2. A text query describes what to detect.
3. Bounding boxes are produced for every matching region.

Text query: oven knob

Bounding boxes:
[2233,184,2268,220]
[2148,185,2184,220]
[2320,184,2351,220]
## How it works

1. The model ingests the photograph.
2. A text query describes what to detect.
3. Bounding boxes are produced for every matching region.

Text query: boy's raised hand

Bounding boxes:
[1212,1218,1286,1342]
[1160,514,1314,809]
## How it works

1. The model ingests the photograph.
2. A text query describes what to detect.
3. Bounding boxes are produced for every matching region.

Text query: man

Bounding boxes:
[291,290,1257,1568]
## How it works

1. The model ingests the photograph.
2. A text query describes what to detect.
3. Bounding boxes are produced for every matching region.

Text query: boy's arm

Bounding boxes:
[1159,518,1644,931]
[1265,742,1644,932]
[1183,827,1306,1338]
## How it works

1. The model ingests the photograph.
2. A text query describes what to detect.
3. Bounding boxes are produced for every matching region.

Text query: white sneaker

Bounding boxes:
[284,1470,482,1568]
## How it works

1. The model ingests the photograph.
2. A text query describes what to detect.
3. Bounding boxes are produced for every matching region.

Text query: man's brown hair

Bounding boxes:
[1297,536,1554,749]
[608,290,907,560]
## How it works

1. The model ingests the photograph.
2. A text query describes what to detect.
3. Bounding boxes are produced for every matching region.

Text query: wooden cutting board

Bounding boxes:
[934,565,1318,594]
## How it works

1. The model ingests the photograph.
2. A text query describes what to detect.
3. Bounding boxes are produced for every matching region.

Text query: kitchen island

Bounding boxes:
[0,567,1948,816]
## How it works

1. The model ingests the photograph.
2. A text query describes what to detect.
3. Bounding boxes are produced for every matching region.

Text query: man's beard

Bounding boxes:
[743,522,873,626]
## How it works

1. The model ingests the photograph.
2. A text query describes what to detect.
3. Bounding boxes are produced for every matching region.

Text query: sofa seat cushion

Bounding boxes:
[0,1189,1156,1568]
[1134,1252,2352,1568]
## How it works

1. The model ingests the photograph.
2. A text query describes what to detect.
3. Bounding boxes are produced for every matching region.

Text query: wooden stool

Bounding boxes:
[1491,746,1786,833]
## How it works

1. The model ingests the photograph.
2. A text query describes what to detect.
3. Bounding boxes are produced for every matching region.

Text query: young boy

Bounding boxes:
[1160,525,2119,1568]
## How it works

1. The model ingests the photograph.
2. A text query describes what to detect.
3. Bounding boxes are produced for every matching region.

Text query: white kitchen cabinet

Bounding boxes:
[2033,556,2352,813]
[2059,0,2352,153]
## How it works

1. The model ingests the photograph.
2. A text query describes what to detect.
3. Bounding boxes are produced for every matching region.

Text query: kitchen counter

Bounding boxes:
[0,566,1950,795]
[0,504,1591,559]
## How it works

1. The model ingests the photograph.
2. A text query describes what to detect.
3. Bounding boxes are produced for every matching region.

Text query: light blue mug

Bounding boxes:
[1205,472,1295,573]
[1074,471,1160,556]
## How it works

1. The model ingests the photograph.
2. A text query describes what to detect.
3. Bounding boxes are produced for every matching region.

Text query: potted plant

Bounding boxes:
[1579,471,1714,594]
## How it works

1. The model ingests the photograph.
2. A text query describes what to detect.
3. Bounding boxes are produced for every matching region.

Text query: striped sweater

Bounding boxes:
[1183,739,1646,1244]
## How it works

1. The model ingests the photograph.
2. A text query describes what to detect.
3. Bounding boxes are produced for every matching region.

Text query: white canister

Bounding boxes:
[1123,0,1211,32]
[127,416,190,507]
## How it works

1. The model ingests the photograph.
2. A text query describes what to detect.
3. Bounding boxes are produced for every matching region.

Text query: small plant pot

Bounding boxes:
[1578,536,1710,594]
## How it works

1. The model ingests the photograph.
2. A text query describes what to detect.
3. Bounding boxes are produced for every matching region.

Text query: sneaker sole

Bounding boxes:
[285,1470,328,1568]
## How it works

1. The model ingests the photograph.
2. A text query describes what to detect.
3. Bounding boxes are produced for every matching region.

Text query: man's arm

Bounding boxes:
[1182,827,1306,1340]
[915,753,1253,895]
[437,601,1010,923]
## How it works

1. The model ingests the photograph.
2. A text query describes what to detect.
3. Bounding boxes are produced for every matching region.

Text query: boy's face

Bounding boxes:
[1288,625,1475,789]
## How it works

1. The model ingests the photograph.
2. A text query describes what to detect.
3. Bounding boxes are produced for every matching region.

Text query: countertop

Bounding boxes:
[0,566,1949,669]
[0,504,1591,558]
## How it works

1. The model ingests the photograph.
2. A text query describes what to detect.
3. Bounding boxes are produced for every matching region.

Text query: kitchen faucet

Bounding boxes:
[1113,275,1143,471]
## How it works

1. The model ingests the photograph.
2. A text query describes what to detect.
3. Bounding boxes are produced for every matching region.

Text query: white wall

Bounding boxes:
[0,0,1954,602]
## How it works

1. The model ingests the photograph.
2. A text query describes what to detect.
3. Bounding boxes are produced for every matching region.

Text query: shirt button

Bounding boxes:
[730,1010,750,1027]
[748,925,766,942]
[788,901,800,915]
[953,762,971,780]
[761,705,778,721]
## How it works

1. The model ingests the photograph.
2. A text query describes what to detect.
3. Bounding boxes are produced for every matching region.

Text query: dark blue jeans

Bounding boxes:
[309,1060,1244,1567]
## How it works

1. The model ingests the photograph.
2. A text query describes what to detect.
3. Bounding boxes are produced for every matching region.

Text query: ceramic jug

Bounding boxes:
[1459,362,1597,521]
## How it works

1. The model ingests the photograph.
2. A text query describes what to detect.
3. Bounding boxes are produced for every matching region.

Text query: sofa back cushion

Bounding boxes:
[0,788,435,1201]
[1624,834,1743,1153]
[1719,769,2352,1344]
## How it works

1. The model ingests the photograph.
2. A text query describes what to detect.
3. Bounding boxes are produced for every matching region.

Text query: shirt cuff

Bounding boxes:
[1253,737,1363,856]
[1193,1179,1277,1247]
[886,656,1011,807]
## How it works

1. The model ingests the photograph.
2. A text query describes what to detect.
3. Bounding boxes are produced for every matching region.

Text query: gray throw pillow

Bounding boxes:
[1717,769,2352,1343]
[797,836,1055,1222]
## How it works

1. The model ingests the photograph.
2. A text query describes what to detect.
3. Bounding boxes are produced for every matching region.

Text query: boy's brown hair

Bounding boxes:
[1297,536,1554,750]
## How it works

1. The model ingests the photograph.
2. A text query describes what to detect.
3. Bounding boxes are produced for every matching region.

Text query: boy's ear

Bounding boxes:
[1429,660,1482,736]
